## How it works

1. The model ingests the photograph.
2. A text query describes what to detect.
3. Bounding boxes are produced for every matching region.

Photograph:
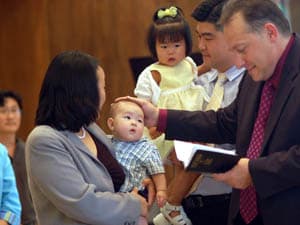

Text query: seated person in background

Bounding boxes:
[107,100,167,220]
[0,143,21,225]
[0,90,37,225]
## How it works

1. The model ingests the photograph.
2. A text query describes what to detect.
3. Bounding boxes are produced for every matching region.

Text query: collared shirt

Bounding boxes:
[196,66,245,109]
[0,144,21,225]
[269,34,295,90]
[111,137,165,192]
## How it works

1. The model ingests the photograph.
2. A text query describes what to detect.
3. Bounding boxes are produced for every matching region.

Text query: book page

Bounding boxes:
[192,143,236,155]
[174,140,196,168]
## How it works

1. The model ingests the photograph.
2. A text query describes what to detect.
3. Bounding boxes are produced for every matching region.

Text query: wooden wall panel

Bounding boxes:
[0,0,49,139]
[289,0,300,33]
[0,0,200,139]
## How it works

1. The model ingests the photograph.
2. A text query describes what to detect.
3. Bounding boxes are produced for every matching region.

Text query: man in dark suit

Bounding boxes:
[117,0,300,225]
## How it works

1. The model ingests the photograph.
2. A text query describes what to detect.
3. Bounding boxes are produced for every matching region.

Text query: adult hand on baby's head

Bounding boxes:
[114,96,160,127]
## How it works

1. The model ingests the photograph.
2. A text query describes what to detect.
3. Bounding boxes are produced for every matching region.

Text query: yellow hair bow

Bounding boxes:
[157,6,178,19]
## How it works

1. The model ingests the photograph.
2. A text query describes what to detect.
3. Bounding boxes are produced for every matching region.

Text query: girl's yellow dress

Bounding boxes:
[134,56,209,159]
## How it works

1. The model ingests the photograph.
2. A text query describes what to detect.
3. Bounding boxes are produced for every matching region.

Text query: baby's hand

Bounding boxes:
[156,190,167,208]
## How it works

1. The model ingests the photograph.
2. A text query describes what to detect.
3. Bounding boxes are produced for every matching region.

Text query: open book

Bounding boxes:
[174,140,241,173]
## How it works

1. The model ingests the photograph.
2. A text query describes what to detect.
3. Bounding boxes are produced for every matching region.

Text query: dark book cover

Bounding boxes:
[186,149,241,173]
[174,140,241,173]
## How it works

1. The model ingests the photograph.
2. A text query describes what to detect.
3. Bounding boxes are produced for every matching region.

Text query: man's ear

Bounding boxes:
[264,22,278,41]
[107,117,114,131]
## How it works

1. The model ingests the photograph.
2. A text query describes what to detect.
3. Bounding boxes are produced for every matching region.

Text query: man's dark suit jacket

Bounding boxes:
[164,34,300,225]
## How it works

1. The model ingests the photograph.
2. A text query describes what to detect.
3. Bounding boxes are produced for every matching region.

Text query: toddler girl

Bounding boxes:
[134,6,208,225]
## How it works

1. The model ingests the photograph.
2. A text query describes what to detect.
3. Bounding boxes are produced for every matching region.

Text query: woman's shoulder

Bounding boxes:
[27,125,63,145]
[29,125,56,136]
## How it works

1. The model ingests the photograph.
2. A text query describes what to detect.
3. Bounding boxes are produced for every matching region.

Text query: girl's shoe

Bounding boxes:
[153,213,171,225]
[160,202,192,225]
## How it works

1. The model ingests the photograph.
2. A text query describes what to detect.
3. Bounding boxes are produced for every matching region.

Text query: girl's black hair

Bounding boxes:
[147,6,192,59]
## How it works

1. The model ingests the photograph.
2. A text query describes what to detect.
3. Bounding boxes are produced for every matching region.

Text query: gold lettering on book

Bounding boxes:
[190,153,213,169]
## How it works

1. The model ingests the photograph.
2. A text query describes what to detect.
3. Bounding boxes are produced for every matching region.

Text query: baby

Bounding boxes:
[107,100,167,223]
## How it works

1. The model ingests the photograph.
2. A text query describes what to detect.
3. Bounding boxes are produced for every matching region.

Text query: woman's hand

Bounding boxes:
[142,178,155,206]
[130,187,148,217]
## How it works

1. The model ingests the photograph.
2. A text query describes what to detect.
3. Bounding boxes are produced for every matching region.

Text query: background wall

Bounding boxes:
[0,0,201,139]
[1,0,299,140]
[289,0,300,33]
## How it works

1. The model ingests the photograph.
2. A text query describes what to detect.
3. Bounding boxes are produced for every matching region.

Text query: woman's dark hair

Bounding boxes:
[0,90,23,110]
[147,6,192,59]
[35,50,100,132]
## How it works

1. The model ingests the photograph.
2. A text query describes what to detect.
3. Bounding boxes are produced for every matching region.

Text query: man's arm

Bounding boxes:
[165,102,238,144]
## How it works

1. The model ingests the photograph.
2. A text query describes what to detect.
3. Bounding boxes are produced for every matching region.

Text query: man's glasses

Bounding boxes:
[0,107,21,115]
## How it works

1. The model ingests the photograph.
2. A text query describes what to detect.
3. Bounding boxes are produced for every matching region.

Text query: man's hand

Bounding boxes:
[114,96,159,127]
[212,158,253,189]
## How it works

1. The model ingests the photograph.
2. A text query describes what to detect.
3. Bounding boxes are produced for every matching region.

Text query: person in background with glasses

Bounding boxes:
[0,90,37,225]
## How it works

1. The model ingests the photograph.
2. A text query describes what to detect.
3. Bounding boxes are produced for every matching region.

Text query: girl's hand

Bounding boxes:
[156,190,167,208]
[148,127,162,139]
